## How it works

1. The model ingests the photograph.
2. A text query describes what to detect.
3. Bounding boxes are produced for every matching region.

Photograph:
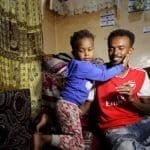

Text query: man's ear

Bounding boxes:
[129,47,134,54]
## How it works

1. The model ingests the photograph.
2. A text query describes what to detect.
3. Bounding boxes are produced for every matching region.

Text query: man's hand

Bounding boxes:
[116,82,150,114]
[116,81,135,102]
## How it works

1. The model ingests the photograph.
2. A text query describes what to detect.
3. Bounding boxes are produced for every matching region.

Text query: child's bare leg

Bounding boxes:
[36,113,48,132]
[33,133,52,150]
[34,133,41,150]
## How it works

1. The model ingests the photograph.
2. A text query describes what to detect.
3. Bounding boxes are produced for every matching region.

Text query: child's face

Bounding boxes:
[76,37,94,61]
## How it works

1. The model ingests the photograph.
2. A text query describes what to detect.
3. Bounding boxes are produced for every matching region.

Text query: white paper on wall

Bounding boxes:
[100,10,115,27]
[143,26,150,33]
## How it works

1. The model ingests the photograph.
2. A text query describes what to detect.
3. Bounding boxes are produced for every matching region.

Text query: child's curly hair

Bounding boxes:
[70,29,95,56]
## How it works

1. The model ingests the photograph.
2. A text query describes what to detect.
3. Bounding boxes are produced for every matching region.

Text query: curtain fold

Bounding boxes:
[0,0,42,117]
[50,0,115,16]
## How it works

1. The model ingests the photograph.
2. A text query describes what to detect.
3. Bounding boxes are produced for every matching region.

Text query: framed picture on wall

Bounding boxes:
[128,0,150,12]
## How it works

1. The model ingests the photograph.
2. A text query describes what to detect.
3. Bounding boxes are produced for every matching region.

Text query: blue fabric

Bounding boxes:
[105,117,150,150]
[60,59,124,106]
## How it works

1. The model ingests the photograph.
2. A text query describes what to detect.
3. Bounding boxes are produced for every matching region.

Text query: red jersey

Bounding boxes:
[96,67,148,132]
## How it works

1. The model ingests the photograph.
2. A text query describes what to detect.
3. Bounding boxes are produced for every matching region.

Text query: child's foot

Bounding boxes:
[33,133,43,150]
[33,133,52,150]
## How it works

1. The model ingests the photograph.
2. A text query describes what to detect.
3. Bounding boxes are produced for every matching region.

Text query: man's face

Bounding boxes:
[108,36,134,65]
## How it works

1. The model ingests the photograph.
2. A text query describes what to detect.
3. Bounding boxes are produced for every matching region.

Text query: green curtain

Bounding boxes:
[0,0,42,117]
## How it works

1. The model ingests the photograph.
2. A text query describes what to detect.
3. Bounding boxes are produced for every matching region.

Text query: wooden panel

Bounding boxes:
[0,89,32,150]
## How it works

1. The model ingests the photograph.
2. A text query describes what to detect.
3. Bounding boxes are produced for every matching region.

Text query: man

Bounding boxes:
[95,29,150,150]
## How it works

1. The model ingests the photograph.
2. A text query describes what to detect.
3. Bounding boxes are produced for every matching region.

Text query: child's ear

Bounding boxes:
[72,50,77,58]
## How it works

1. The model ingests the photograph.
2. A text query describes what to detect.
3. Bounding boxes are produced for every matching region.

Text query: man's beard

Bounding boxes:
[110,55,126,65]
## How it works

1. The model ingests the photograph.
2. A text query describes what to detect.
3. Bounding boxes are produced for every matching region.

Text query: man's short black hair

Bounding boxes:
[108,29,135,48]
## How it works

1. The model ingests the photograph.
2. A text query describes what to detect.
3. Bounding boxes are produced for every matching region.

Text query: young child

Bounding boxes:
[34,29,129,150]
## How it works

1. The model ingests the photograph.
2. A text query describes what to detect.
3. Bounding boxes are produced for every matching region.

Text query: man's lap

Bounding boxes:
[105,117,150,150]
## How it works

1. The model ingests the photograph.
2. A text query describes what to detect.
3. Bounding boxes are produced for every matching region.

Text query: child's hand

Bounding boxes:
[36,113,48,132]
[122,54,130,67]
[79,101,92,117]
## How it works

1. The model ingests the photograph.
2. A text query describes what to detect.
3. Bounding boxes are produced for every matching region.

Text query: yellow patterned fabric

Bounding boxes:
[0,0,42,117]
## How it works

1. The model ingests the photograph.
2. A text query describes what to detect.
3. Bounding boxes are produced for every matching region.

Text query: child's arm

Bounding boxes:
[74,55,129,81]
[76,62,123,81]
[79,87,95,116]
